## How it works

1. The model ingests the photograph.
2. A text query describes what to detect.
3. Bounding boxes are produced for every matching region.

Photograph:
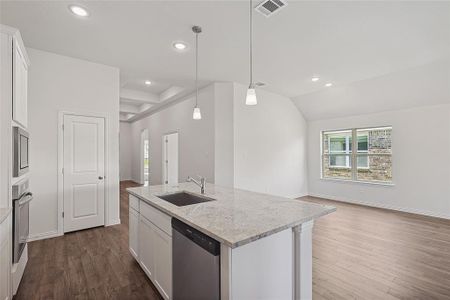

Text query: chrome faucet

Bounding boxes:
[187,176,206,194]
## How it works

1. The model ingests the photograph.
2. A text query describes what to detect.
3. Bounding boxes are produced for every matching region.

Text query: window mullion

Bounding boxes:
[351,129,357,180]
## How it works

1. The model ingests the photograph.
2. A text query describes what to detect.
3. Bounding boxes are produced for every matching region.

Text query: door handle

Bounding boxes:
[98,176,104,180]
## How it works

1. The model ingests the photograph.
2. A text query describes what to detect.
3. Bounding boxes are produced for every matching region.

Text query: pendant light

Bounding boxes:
[192,25,202,120]
[246,0,257,105]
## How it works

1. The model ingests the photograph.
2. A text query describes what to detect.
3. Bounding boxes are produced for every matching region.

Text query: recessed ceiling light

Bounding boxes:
[325,83,333,87]
[173,42,187,51]
[69,5,89,17]
[145,80,152,85]
[311,76,320,82]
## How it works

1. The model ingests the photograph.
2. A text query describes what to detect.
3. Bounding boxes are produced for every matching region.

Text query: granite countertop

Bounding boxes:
[0,207,12,224]
[127,183,335,248]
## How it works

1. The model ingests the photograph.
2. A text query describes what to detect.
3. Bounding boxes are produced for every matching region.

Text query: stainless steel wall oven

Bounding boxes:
[12,179,32,263]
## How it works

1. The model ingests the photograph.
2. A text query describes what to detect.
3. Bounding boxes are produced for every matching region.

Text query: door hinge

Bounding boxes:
[62,212,64,218]
[62,124,64,130]
[165,181,168,184]
[62,168,64,174]
[165,139,168,143]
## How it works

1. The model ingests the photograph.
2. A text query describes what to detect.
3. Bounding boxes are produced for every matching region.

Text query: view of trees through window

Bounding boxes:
[322,127,392,183]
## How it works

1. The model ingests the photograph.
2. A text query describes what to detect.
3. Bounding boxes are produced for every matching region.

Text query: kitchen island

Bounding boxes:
[127,182,335,300]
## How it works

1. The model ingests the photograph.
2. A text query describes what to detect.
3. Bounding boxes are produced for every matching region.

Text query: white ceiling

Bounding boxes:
[1,1,449,119]
[293,59,450,121]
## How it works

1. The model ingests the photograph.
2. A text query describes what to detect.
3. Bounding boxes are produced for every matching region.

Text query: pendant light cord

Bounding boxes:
[249,0,253,87]
[195,30,199,108]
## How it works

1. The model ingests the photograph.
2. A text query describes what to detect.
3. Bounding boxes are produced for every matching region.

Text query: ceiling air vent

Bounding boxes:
[255,0,287,18]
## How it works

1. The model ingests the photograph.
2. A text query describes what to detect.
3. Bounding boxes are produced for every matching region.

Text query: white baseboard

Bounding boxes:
[290,192,309,199]
[27,230,61,242]
[27,220,121,243]
[107,218,121,226]
[308,193,450,220]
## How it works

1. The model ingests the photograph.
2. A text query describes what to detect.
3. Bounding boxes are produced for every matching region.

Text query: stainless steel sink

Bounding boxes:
[157,191,215,207]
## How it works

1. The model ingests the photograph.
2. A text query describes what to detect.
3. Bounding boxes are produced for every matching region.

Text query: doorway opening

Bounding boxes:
[163,132,179,185]
[141,129,149,186]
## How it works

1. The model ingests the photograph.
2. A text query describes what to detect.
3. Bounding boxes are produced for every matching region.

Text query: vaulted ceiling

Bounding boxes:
[2,1,449,120]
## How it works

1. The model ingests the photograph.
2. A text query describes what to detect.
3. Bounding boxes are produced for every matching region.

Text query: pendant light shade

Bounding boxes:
[192,26,202,120]
[246,0,257,105]
[246,86,257,105]
[193,107,202,120]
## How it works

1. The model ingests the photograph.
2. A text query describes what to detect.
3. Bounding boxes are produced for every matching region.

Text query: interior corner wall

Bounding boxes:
[27,48,120,240]
[307,104,450,219]
[129,85,215,185]
[232,83,308,198]
[214,82,235,187]
[120,121,133,181]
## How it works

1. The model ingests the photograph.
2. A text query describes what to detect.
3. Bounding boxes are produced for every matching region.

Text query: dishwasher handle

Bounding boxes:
[172,218,220,256]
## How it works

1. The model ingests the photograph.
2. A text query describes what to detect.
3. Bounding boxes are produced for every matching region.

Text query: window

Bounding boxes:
[322,127,392,183]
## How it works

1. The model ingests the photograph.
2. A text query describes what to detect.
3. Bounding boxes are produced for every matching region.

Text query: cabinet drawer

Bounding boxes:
[129,194,139,212]
[140,201,172,236]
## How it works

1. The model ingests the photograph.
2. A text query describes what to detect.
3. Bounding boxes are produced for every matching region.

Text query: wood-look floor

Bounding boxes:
[15,181,450,299]
[300,196,450,300]
[15,181,162,300]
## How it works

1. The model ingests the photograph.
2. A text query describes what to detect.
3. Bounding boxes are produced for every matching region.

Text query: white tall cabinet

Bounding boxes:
[0,214,11,300]
[12,40,28,128]
[0,24,30,299]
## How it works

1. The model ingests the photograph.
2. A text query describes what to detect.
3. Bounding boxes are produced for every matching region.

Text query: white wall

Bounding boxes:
[129,85,215,185]
[308,104,450,219]
[233,83,308,198]
[27,48,120,240]
[214,82,235,187]
[119,122,133,181]
[125,82,308,199]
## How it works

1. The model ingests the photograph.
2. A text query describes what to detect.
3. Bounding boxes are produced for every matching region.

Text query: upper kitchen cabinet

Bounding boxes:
[12,34,30,129]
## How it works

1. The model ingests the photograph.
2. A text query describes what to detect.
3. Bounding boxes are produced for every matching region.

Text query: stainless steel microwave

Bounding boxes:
[13,126,29,177]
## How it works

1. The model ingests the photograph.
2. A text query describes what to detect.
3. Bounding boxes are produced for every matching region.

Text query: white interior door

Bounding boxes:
[163,133,178,185]
[63,114,105,233]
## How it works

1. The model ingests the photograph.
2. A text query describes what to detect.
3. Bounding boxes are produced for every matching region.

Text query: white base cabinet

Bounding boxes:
[129,195,172,300]
[152,225,172,300]
[129,208,139,259]
[138,215,155,279]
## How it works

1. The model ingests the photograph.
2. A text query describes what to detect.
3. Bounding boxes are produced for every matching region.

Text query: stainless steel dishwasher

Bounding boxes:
[172,218,220,300]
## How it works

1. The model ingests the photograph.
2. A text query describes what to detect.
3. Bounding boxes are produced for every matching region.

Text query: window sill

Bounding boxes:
[320,177,395,187]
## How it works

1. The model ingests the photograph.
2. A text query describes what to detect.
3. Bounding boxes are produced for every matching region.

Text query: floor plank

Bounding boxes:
[15,183,450,299]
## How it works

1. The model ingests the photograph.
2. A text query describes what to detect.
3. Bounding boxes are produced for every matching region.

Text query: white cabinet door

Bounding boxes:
[153,226,172,300]
[0,215,12,300]
[12,39,28,128]
[135,201,172,300]
[129,208,139,260]
[139,215,155,279]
